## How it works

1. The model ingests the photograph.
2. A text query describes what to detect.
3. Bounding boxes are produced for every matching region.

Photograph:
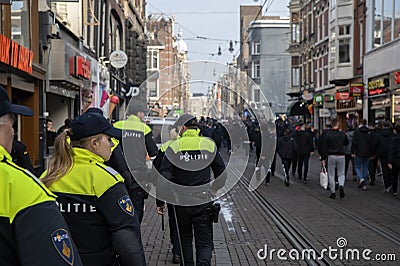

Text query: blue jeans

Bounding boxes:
[355,156,370,183]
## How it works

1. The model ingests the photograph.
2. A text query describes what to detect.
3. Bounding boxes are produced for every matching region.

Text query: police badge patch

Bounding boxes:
[51,228,74,265]
[118,195,135,216]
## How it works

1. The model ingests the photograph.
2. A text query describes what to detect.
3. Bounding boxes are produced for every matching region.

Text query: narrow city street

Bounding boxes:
[141,148,400,265]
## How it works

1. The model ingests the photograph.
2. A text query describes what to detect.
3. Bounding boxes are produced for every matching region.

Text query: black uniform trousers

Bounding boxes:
[167,204,181,257]
[174,204,213,266]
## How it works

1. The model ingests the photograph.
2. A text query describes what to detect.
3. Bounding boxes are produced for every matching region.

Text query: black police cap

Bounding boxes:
[70,113,121,141]
[0,85,33,117]
[85,107,104,116]
[174,114,198,128]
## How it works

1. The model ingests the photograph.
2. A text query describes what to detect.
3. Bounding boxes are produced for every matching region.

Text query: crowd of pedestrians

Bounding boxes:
[4,78,400,266]
[265,114,400,201]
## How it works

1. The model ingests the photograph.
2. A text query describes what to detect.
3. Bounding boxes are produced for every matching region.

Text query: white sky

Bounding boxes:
[146,0,290,64]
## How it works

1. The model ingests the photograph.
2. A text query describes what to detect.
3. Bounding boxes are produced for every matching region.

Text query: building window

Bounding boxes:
[147,49,158,70]
[339,25,350,35]
[252,60,260,78]
[396,0,400,40]
[339,38,350,63]
[254,89,260,102]
[252,40,260,55]
[147,78,158,98]
[330,27,336,64]
[359,20,364,61]
[292,67,300,87]
[292,23,300,43]
[11,0,30,48]
[383,1,393,44]
[373,0,400,48]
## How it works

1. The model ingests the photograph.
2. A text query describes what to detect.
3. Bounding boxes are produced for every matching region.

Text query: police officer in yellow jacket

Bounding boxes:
[41,112,146,266]
[113,103,158,223]
[159,114,226,266]
[0,86,83,266]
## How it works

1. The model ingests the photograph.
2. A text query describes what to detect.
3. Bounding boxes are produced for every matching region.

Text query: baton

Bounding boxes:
[161,213,165,231]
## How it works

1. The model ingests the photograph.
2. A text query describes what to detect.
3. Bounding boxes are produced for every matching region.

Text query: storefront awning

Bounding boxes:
[286,101,308,116]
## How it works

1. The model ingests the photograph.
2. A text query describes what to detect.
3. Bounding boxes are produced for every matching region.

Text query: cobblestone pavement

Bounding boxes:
[141,149,400,265]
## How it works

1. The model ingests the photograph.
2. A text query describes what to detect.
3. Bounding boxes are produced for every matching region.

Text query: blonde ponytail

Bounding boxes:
[42,131,74,187]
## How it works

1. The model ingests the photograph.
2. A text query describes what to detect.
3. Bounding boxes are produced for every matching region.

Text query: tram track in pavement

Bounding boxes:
[263,158,400,249]
[229,168,335,266]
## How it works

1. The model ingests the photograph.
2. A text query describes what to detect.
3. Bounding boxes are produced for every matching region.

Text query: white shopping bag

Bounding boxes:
[320,164,328,189]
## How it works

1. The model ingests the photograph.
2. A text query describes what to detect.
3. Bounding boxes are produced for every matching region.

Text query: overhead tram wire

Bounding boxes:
[147,2,240,61]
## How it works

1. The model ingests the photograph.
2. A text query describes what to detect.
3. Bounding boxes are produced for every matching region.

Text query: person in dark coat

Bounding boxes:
[277,128,296,186]
[321,118,348,199]
[291,123,299,176]
[344,123,357,181]
[388,125,400,196]
[351,119,371,190]
[293,123,314,183]
[368,121,382,186]
[253,124,262,168]
[11,137,36,176]
[374,121,394,192]
[57,118,72,135]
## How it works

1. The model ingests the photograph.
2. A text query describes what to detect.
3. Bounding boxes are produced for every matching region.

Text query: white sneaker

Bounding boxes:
[383,186,392,193]
[255,167,260,172]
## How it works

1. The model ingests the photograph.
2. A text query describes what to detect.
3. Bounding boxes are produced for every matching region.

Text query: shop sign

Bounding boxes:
[0,33,33,74]
[335,92,353,101]
[368,78,388,90]
[319,109,331,117]
[302,91,313,101]
[314,94,323,104]
[350,84,364,97]
[69,56,91,80]
[324,95,335,102]
[109,50,128,69]
[368,87,388,96]
[395,72,400,85]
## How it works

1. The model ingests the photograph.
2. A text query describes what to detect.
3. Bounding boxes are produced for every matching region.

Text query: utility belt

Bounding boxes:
[193,203,221,224]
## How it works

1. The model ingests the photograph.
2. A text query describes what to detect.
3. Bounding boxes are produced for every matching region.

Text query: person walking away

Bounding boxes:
[153,125,181,264]
[160,114,226,266]
[388,124,400,196]
[41,113,146,266]
[374,121,394,192]
[351,119,371,190]
[344,123,357,181]
[277,128,296,186]
[253,124,262,171]
[0,85,83,266]
[321,118,348,199]
[293,122,314,183]
[369,121,382,186]
[291,123,301,176]
[113,103,158,223]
